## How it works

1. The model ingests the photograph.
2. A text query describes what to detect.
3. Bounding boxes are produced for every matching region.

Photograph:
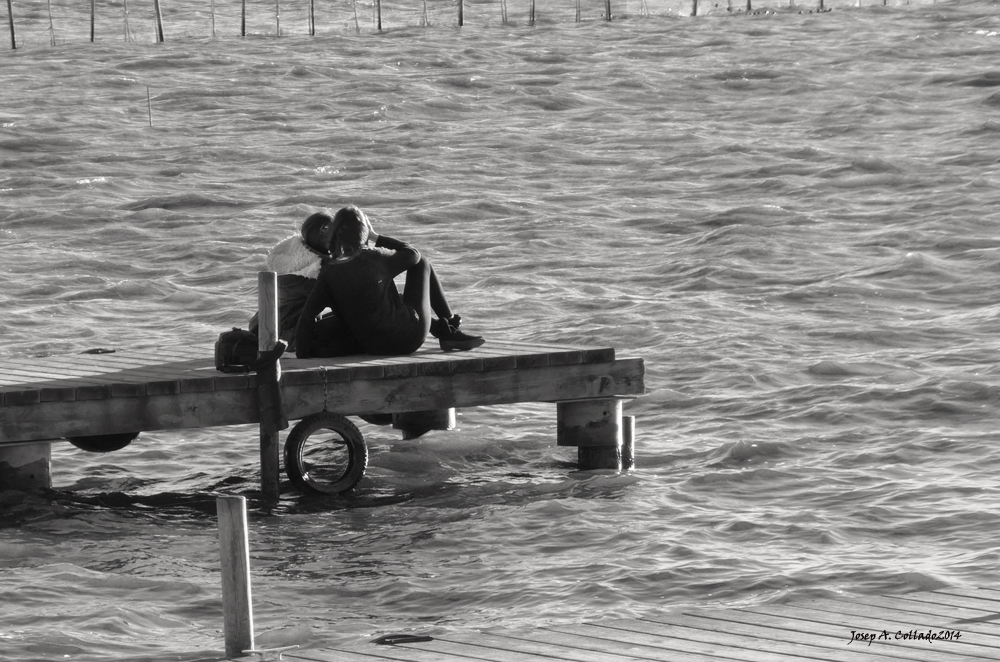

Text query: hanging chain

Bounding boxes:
[319,366,329,411]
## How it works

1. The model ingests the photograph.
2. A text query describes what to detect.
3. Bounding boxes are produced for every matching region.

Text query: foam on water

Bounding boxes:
[4,0,1000,659]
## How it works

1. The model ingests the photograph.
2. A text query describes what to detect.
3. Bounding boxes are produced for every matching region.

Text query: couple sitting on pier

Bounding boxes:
[258,205,485,358]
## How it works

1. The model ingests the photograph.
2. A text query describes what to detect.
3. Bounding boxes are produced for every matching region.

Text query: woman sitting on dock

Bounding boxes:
[248,212,339,353]
[295,205,485,358]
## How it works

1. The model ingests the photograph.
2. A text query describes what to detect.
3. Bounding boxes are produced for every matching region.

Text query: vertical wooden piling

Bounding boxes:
[7,0,16,49]
[692,0,698,16]
[352,0,360,33]
[376,0,382,30]
[257,272,282,504]
[621,415,635,471]
[152,0,164,41]
[605,0,612,20]
[558,398,623,471]
[575,0,580,22]
[529,0,535,25]
[746,0,752,12]
[308,0,315,35]
[500,0,507,24]
[217,496,255,659]
[241,0,246,37]
[211,0,216,37]
[275,0,280,36]
[458,0,464,26]
[90,0,95,41]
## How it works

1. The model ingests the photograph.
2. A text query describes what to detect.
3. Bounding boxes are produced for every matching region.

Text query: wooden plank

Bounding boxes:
[281,359,644,421]
[745,603,997,658]
[0,388,259,443]
[577,617,917,662]
[642,612,946,662]
[446,630,724,662]
[293,643,485,661]
[798,595,1000,638]
[513,624,794,662]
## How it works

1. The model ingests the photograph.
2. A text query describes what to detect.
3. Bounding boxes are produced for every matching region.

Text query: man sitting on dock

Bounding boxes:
[294,205,485,358]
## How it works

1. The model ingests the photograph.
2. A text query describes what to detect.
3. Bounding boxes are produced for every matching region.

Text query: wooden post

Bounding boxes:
[746,0,752,11]
[458,0,463,26]
[7,0,16,49]
[529,0,535,25]
[46,0,55,46]
[217,496,254,658]
[257,272,282,504]
[621,415,635,471]
[393,409,456,440]
[605,0,612,20]
[124,0,133,42]
[0,442,51,491]
[275,0,280,36]
[376,0,382,31]
[557,398,623,470]
[575,0,580,22]
[211,0,216,37]
[308,0,314,35]
[152,0,164,41]
[241,0,246,37]
[500,0,507,24]
[692,0,698,16]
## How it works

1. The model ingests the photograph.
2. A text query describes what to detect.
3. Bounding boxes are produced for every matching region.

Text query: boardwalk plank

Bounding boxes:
[800,595,1000,637]
[594,616,912,662]
[642,611,949,662]
[745,604,995,659]
[520,624,796,662]
[445,630,719,662]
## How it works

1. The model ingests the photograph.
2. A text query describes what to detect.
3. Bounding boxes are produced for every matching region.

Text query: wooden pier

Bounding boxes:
[253,586,1000,661]
[0,336,645,493]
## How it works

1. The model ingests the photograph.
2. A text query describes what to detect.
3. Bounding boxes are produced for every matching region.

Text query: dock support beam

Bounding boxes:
[257,271,287,504]
[0,442,51,491]
[557,398,630,471]
[393,409,456,439]
[217,496,255,658]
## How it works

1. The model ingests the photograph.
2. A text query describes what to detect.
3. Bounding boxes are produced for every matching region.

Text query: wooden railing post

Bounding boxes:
[621,415,635,471]
[257,271,285,504]
[217,496,254,658]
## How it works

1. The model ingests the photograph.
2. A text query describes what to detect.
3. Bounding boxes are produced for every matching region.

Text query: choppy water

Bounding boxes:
[3,0,1000,659]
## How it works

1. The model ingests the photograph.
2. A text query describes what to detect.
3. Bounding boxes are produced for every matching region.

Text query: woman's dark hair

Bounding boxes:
[332,206,369,257]
[300,212,333,253]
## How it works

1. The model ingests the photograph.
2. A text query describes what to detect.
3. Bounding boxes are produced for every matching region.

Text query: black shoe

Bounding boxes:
[430,315,463,339]
[438,325,485,352]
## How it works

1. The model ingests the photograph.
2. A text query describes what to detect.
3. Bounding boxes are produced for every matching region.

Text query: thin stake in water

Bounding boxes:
[376,0,382,31]
[421,0,429,26]
[46,0,55,46]
[241,0,246,37]
[211,0,216,37]
[90,0,95,42]
[352,0,360,33]
[152,0,164,41]
[123,0,133,42]
[147,87,152,127]
[458,0,463,26]
[500,0,507,23]
[529,0,535,25]
[605,0,612,20]
[308,0,315,36]
[575,0,580,22]
[275,0,280,36]
[6,0,14,50]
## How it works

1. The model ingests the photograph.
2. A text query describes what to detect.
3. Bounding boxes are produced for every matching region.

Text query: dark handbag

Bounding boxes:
[214,328,259,373]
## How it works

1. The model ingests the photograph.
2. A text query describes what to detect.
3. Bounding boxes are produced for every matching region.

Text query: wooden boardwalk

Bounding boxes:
[0,340,643,445]
[269,587,1000,662]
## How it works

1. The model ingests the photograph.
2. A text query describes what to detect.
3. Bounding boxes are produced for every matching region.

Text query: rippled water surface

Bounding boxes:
[3,0,1000,659]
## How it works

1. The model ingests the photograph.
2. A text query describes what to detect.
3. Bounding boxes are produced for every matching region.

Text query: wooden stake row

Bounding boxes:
[5,0,625,47]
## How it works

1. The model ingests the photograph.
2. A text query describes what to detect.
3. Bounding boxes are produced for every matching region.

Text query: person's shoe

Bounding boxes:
[438,325,485,352]
[430,315,463,339]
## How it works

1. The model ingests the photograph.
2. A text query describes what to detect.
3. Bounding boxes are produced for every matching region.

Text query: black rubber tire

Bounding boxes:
[67,432,139,453]
[284,412,368,495]
[358,413,394,426]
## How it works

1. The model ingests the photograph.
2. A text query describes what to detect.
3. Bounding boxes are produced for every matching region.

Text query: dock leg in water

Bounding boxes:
[393,408,456,439]
[0,441,51,491]
[557,398,623,470]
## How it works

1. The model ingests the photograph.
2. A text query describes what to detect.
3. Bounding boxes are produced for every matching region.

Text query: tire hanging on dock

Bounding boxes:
[67,432,139,453]
[283,412,368,495]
